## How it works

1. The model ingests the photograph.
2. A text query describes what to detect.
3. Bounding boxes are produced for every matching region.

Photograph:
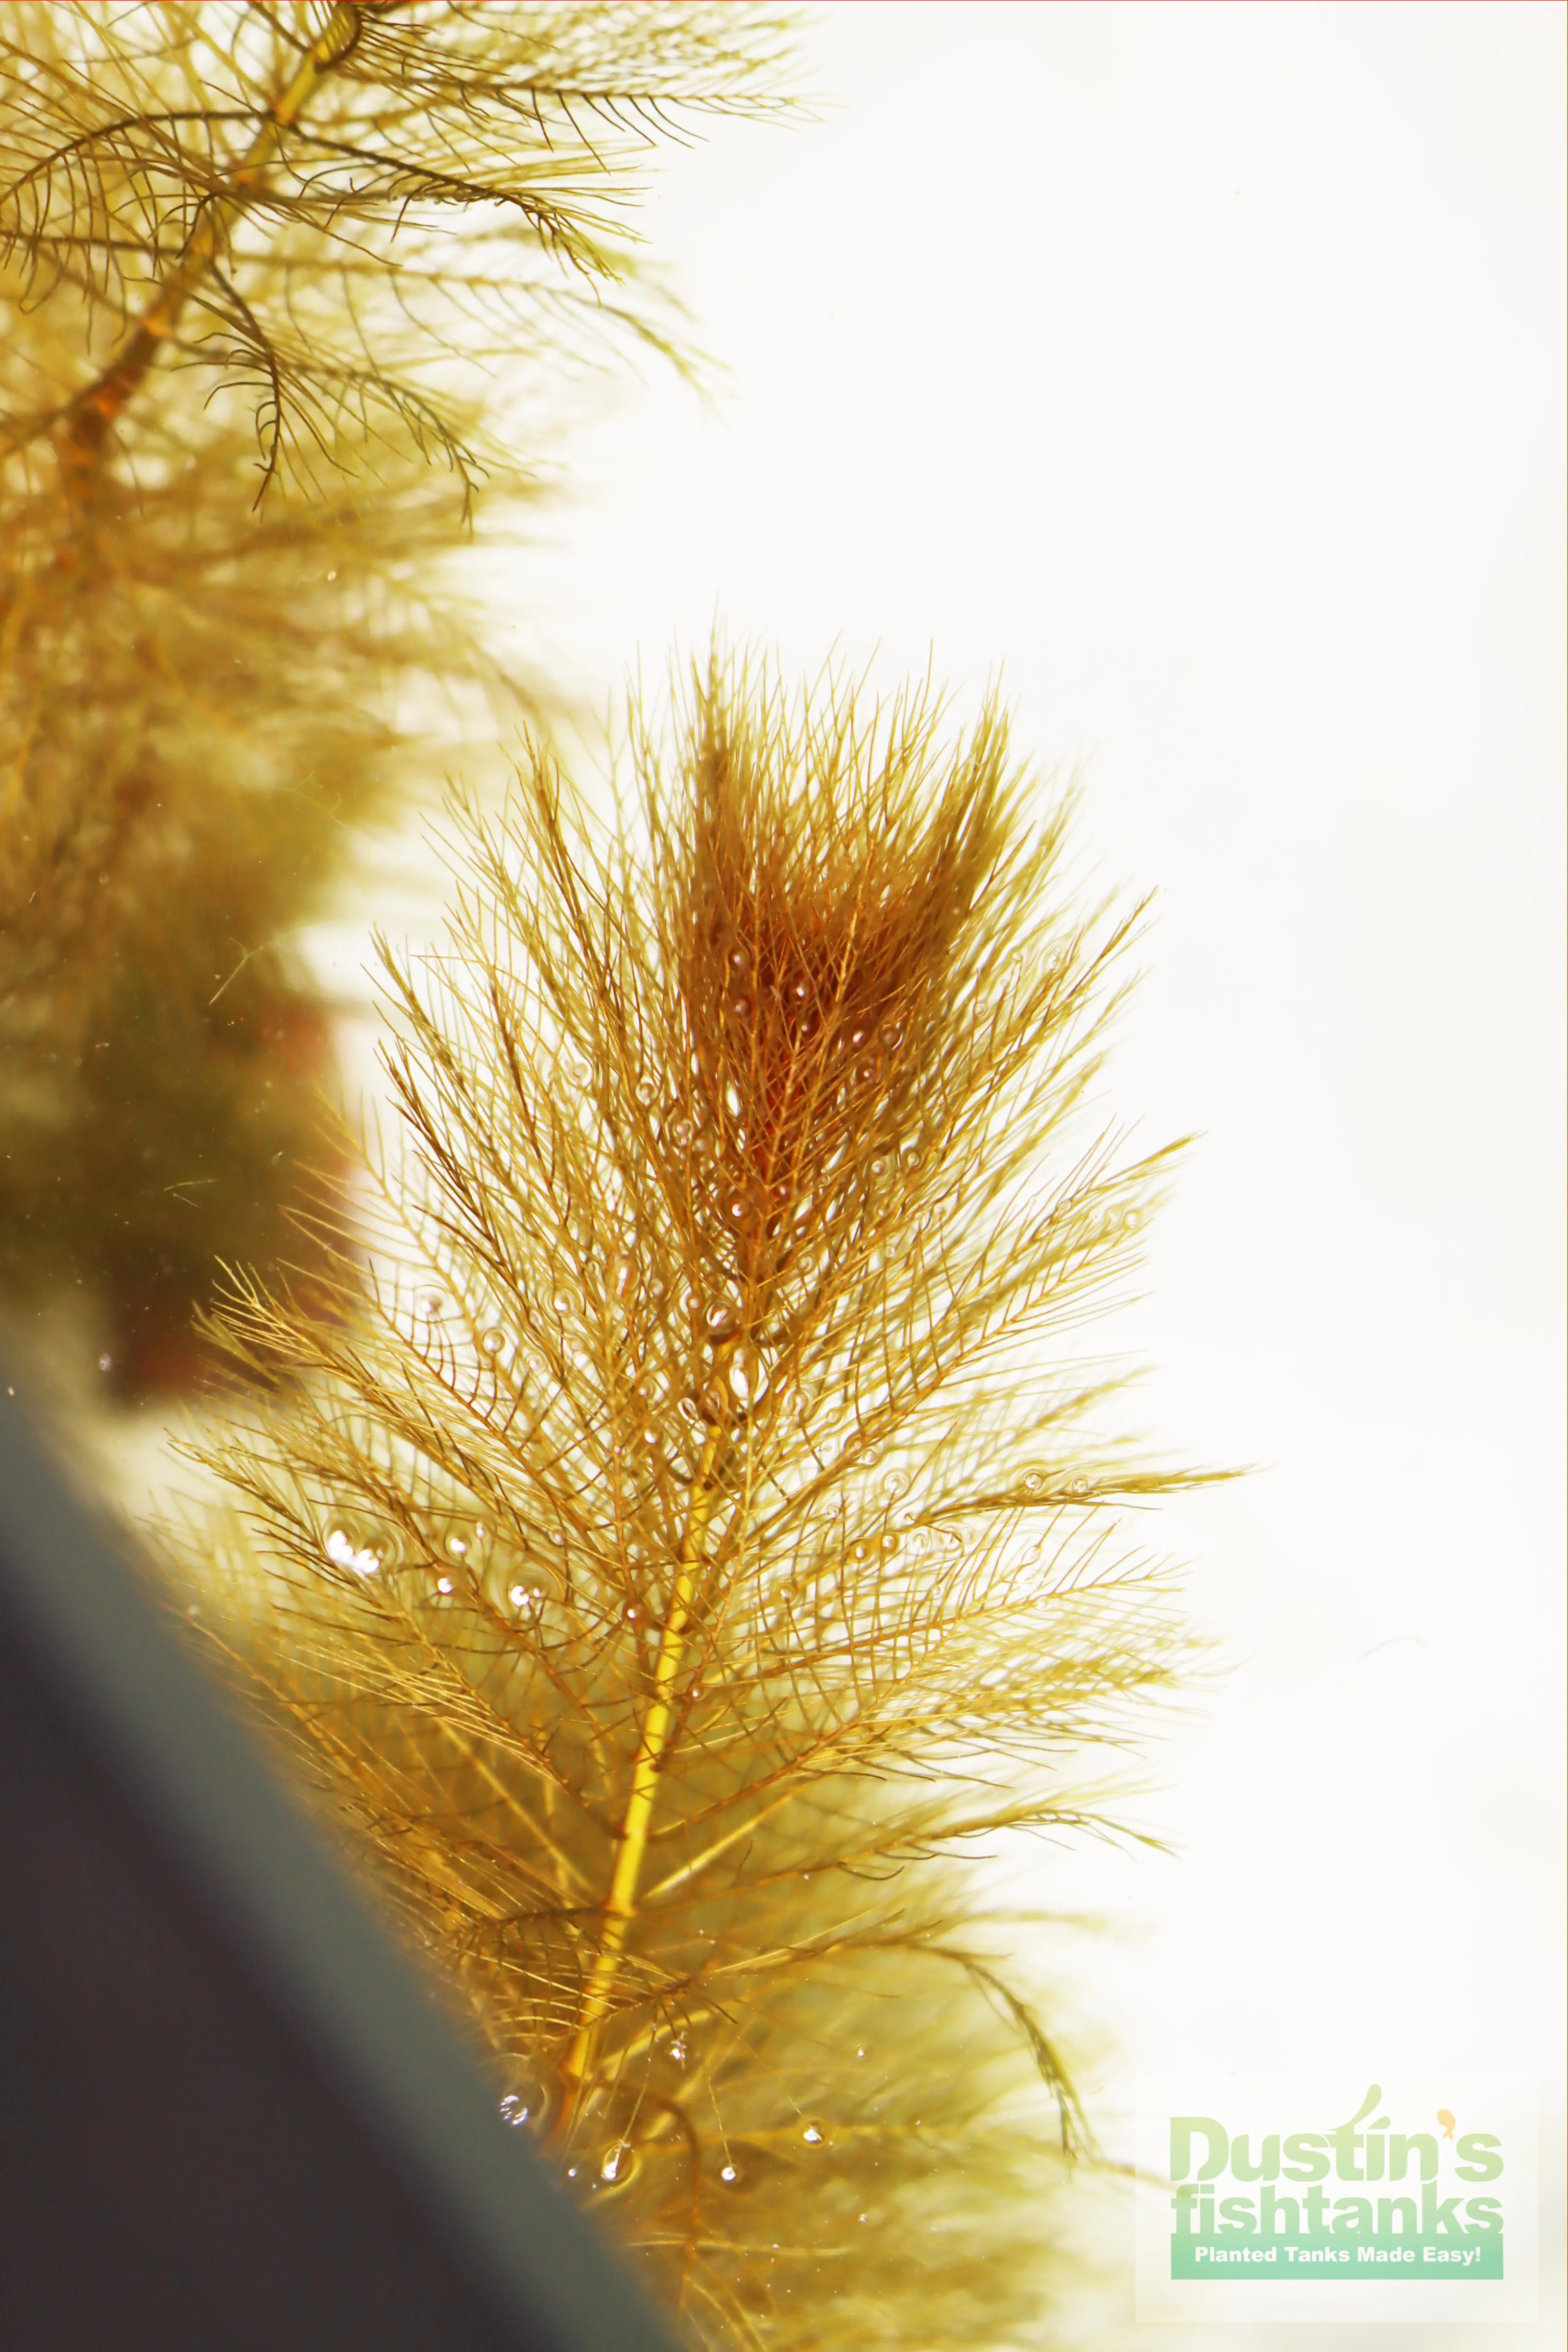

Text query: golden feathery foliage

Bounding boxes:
[174,653,1206,2348]
[0,1,789,1395]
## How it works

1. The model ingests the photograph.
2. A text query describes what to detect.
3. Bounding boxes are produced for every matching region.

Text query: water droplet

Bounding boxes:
[724,1083,743,1117]
[671,1116,695,1146]
[551,1289,572,1315]
[1069,1477,1090,1497]
[669,2039,686,2063]
[870,1155,890,1178]
[729,994,753,1023]
[599,2141,638,2187]
[880,1530,899,1554]
[635,1076,657,1107]
[882,1470,909,1496]
[729,946,751,977]
[547,1528,566,1547]
[509,1584,530,1609]
[720,2162,739,2184]
[801,2119,825,2145]
[882,1020,905,1048]
[852,1542,868,1562]
[793,979,809,1000]
[1024,1471,1044,1494]
[705,1297,740,1336]
[414,1289,443,1321]
[436,1576,453,1595]
[447,1535,466,1556]
[97,1353,112,1373]
[699,1382,729,1424]
[623,1602,639,1624]
[479,1326,508,1356]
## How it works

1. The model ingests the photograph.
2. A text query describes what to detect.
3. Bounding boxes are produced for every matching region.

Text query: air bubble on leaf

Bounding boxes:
[500,2081,548,2130]
[325,1527,381,1576]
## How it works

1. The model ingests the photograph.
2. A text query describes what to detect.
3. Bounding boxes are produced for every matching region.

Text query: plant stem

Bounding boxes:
[555,1421,726,2135]
[52,1,362,492]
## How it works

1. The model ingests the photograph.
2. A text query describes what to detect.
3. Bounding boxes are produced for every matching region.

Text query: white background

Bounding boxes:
[507,6,1566,2343]
[294,5,1568,2345]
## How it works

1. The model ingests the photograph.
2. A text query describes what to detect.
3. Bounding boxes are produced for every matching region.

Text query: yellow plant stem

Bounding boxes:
[53,2,361,486]
[555,1423,726,2135]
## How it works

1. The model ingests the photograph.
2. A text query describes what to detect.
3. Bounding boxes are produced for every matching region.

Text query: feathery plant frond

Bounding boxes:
[177,652,1205,2347]
[0,3,791,1393]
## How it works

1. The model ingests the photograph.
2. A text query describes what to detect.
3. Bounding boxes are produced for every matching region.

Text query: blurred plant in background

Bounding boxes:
[174,654,1209,2348]
[0,0,788,1398]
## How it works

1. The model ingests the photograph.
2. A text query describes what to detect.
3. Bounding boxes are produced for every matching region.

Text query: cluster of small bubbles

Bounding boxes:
[325,1527,380,1576]
[499,2086,545,2130]
[669,2038,686,2064]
